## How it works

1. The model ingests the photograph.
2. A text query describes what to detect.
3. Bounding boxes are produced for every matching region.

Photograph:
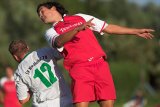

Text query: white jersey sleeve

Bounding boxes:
[45,28,64,52]
[14,71,29,100]
[0,77,14,88]
[0,77,6,88]
[76,13,108,35]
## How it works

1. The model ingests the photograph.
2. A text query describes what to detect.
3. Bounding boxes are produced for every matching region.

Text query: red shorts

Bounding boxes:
[69,57,116,103]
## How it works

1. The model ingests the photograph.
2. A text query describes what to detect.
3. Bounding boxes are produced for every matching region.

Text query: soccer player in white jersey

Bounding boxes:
[8,40,73,107]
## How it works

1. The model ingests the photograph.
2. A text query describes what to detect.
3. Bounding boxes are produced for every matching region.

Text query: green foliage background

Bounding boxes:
[0,0,159,106]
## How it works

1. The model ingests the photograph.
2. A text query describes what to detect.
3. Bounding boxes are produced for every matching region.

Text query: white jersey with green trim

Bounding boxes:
[14,47,72,107]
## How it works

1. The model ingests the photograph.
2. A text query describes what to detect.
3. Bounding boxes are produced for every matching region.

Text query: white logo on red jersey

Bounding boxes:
[60,22,83,33]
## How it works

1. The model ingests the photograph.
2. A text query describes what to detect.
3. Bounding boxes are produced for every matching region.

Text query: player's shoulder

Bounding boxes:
[46,27,55,33]
[45,27,57,36]
[15,66,24,77]
[16,52,34,76]
[75,13,94,21]
[36,47,55,54]
[35,47,60,60]
[0,77,7,81]
[19,52,33,65]
[75,13,93,17]
[0,77,7,87]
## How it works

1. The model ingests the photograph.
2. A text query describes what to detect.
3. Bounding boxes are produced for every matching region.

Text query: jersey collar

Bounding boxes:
[21,52,31,62]
[53,14,66,26]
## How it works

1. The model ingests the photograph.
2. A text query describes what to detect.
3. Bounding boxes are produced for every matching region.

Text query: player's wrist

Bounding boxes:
[74,27,81,32]
[74,25,86,32]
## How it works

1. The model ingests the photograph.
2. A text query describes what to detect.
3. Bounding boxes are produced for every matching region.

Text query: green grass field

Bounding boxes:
[1,61,159,107]
[109,61,160,107]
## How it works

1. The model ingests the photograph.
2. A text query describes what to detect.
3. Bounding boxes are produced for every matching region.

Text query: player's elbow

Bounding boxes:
[54,38,64,48]
[19,100,27,104]
[103,24,116,34]
[19,96,30,105]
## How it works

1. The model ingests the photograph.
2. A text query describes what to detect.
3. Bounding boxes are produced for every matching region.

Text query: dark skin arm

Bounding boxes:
[54,18,94,48]
[54,19,154,48]
[103,24,154,39]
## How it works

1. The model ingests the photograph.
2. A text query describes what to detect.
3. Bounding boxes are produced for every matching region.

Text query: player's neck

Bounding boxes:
[7,76,13,80]
[19,52,30,62]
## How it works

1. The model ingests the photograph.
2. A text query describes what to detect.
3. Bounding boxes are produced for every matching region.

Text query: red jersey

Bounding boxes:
[0,77,21,107]
[45,13,107,70]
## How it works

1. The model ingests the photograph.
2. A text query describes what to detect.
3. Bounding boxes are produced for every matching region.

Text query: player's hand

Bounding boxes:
[76,18,95,32]
[136,29,154,39]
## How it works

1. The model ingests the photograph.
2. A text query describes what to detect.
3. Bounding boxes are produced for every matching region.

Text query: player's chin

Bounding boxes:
[43,20,48,24]
[42,19,48,24]
[44,21,52,24]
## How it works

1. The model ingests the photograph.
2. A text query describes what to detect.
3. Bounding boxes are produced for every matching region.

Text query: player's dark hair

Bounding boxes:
[37,1,68,17]
[9,40,28,56]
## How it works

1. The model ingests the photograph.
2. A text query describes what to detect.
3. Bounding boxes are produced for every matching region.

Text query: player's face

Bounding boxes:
[39,6,60,24]
[6,67,13,78]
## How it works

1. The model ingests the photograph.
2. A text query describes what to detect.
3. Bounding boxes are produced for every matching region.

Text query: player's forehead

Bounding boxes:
[39,6,47,12]
[38,6,50,17]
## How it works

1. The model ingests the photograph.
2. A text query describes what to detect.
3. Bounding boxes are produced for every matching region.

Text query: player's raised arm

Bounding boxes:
[103,24,154,39]
[54,18,94,48]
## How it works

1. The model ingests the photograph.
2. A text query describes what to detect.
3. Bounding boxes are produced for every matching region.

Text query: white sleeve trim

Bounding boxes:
[45,28,64,52]
[45,28,58,47]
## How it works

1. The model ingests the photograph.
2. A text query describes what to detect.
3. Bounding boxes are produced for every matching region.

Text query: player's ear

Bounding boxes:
[13,54,20,62]
[27,46,29,51]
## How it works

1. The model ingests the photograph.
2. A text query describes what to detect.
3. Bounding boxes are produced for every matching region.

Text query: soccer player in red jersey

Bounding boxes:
[37,2,154,107]
[0,66,21,107]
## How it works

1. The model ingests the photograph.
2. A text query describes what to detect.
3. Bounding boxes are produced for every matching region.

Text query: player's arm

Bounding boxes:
[0,89,4,104]
[14,73,31,105]
[76,13,154,39]
[103,24,154,39]
[54,28,79,48]
[0,80,4,104]
[54,18,94,48]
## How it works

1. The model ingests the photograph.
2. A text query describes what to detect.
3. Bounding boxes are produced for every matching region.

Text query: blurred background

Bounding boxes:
[0,0,160,107]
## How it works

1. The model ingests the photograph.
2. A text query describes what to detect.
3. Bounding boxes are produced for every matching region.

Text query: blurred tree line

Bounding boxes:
[0,0,159,89]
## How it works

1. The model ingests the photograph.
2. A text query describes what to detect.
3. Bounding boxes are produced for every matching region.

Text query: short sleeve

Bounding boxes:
[0,77,5,88]
[0,77,8,88]
[47,47,63,60]
[76,13,108,35]
[14,72,29,100]
[45,28,64,52]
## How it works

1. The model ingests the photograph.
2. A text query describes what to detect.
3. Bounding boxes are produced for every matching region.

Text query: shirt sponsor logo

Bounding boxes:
[25,59,41,74]
[59,22,83,33]
[25,56,48,74]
